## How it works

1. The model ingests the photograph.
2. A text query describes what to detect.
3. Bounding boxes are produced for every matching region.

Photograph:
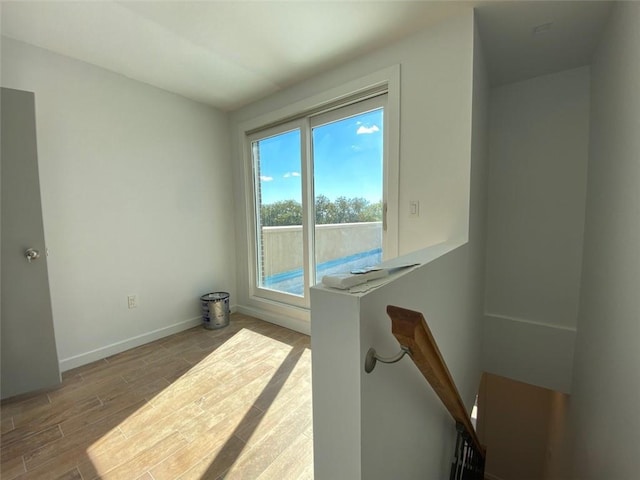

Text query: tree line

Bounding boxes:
[260,195,382,226]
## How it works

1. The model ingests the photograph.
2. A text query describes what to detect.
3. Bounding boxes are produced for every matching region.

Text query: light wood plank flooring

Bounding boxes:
[0,313,313,480]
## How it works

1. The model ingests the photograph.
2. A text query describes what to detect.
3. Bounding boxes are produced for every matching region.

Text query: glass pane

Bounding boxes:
[312,108,384,284]
[252,129,304,296]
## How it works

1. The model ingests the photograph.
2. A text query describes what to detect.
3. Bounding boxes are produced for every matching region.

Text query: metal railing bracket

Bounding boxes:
[364,345,411,373]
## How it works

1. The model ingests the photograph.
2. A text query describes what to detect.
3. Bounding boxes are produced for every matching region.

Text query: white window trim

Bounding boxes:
[246,120,310,309]
[237,65,400,317]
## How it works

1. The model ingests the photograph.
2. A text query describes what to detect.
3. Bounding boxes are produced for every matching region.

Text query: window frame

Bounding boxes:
[247,119,310,309]
[309,95,388,285]
[238,65,400,315]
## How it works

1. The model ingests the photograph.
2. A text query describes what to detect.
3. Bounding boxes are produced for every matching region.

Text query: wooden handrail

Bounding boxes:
[386,305,485,457]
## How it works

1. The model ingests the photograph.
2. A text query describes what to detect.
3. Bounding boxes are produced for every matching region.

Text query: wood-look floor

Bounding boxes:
[0,314,313,480]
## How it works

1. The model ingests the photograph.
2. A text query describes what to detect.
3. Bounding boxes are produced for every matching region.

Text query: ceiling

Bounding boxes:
[0,1,613,111]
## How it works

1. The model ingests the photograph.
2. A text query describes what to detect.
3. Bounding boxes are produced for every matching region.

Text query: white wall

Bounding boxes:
[311,12,488,478]
[230,12,475,327]
[468,10,490,372]
[483,316,576,394]
[311,241,483,479]
[482,66,590,393]
[485,66,589,330]
[1,38,236,370]
[568,3,640,478]
[358,244,479,480]
[310,287,363,480]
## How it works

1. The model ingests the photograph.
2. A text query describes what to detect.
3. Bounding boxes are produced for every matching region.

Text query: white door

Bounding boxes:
[1,87,61,399]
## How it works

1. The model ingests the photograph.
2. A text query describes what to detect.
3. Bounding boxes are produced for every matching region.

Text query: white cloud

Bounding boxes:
[357,124,380,135]
[283,172,301,178]
[260,175,273,182]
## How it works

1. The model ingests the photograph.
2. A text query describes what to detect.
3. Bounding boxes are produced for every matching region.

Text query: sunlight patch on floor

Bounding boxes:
[84,326,311,479]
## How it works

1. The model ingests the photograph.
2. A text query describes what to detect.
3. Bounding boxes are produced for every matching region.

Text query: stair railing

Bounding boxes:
[365,305,485,480]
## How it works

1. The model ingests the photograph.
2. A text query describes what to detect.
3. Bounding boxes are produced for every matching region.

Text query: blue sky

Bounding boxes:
[256,108,383,205]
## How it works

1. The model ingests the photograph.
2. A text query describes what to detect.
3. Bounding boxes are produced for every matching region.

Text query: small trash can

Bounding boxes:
[200,292,230,330]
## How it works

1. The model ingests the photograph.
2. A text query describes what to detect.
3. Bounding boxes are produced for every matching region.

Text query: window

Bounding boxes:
[251,122,308,304]
[243,68,399,311]
[310,98,385,286]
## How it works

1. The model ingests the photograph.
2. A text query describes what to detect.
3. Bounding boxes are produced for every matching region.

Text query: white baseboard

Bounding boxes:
[235,304,311,336]
[58,304,306,373]
[58,316,203,372]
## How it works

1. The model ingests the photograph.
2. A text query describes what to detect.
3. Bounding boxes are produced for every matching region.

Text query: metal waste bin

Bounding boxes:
[200,292,230,329]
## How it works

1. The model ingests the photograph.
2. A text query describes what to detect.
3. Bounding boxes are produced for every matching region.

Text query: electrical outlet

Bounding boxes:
[409,200,420,217]
[127,294,138,309]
